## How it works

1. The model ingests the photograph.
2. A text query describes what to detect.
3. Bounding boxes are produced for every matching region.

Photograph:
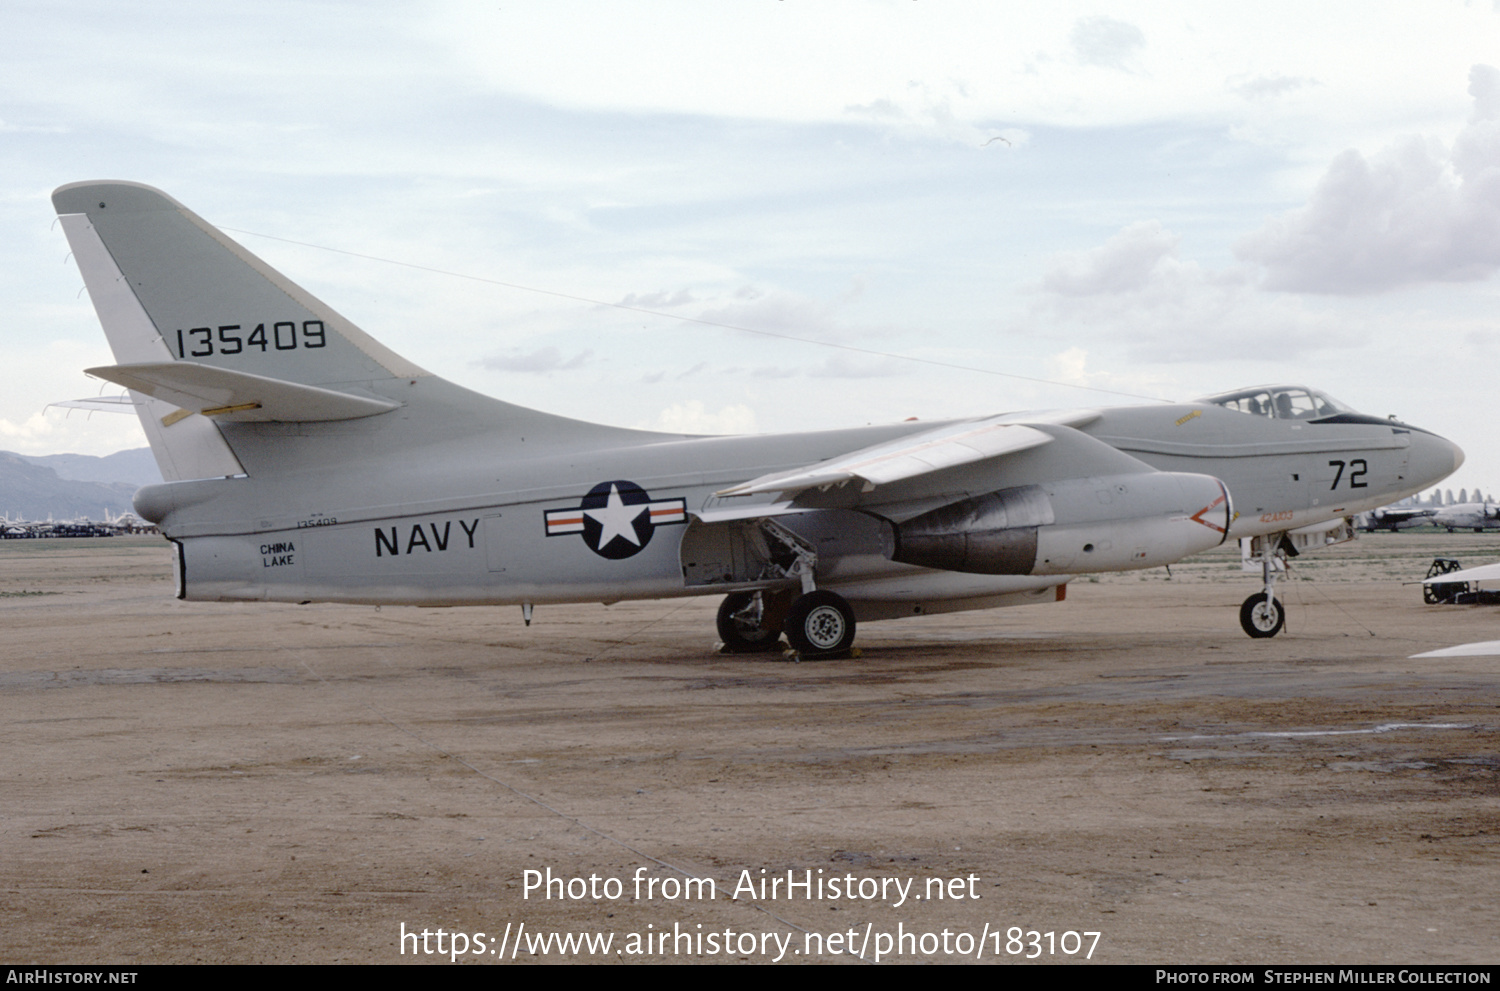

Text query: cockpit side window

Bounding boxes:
[1198,386,1357,420]
[1204,389,1275,416]
[1278,389,1318,419]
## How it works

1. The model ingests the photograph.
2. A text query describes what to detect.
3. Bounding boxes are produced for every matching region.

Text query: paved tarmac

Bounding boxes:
[2,534,1498,964]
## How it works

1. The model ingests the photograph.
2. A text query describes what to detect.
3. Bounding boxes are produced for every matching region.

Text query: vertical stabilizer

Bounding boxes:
[54,180,668,484]
[53,181,429,480]
[53,181,425,386]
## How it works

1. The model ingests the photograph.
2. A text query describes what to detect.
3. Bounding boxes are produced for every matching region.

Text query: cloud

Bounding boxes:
[751,365,796,379]
[643,401,757,436]
[808,355,905,379]
[1227,74,1317,100]
[693,285,895,347]
[1070,16,1145,71]
[1237,64,1500,294]
[1032,223,1348,361]
[617,289,696,308]
[843,98,904,119]
[477,346,592,372]
[0,119,67,133]
[1046,346,1094,387]
[1040,221,1178,296]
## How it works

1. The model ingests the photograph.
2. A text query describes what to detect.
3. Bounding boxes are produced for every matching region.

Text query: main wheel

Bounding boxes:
[1239,592,1285,638]
[716,592,784,652]
[784,590,856,655]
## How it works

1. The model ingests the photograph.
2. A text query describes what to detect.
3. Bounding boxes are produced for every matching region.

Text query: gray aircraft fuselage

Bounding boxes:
[134,380,1457,618]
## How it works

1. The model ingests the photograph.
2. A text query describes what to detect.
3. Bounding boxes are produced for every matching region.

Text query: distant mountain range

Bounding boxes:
[0,448,162,521]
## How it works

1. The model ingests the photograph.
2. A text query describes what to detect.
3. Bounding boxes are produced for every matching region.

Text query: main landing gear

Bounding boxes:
[714,519,857,658]
[716,588,858,657]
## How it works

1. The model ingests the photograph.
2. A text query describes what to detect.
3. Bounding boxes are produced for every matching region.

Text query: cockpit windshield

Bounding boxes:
[1193,386,1357,421]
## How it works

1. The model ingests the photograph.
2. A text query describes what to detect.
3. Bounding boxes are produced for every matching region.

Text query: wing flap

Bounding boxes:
[716,418,1054,498]
[85,362,401,423]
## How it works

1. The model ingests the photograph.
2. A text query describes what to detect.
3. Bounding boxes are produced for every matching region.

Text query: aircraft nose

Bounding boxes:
[1409,427,1464,486]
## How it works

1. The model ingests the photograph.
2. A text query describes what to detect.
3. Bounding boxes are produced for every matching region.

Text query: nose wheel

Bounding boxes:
[1239,592,1285,638]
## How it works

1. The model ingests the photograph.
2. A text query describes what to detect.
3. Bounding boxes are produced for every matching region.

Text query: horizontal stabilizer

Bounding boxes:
[84,362,401,423]
[716,417,1054,498]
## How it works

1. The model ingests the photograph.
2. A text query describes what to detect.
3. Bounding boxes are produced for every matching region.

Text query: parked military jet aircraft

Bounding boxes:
[52,182,1464,650]
[1432,501,1500,532]
[1358,505,1437,532]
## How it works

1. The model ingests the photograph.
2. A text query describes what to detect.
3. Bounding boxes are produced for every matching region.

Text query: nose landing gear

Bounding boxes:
[1240,532,1292,638]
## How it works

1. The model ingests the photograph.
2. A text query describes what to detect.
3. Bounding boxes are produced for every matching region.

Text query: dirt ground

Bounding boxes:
[2,532,1498,965]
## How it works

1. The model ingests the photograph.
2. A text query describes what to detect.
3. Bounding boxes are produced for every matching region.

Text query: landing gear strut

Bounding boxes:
[1239,534,1291,638]
[714,518,858,657]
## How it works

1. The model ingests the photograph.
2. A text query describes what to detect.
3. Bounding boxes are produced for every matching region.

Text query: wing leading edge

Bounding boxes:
[714,416,1056,500]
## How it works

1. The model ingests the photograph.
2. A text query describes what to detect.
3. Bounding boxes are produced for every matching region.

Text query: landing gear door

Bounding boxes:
[1240,516,1356,571]
[679,519,776,589]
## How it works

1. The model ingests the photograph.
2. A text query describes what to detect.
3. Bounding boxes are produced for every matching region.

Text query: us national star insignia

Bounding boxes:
[544,480,687,559]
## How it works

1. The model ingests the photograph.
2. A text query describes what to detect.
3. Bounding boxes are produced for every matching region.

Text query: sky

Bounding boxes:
[5,1,1500,500]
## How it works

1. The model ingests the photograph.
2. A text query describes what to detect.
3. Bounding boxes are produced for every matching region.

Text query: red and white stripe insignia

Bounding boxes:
[544,511,586,536]
[647,499,686,525]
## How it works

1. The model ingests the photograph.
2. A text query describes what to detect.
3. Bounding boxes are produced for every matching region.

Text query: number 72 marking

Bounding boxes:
[1328,458,1368,490]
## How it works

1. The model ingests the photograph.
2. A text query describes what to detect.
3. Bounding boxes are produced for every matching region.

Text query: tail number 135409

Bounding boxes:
[175,321,327,358]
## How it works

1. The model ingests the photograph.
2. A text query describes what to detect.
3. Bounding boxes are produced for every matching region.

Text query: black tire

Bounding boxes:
[784,590,856,655]
[1239,592,1285,638]
[716,592,783,652]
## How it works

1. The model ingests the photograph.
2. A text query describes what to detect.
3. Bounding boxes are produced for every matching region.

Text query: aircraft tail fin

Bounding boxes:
[53,181,428,480]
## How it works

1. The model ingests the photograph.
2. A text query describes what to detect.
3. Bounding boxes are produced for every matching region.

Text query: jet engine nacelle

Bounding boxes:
[890,472,1230,576]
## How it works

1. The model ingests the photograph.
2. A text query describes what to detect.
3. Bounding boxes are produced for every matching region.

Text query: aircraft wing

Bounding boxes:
[714,416,1056,499]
